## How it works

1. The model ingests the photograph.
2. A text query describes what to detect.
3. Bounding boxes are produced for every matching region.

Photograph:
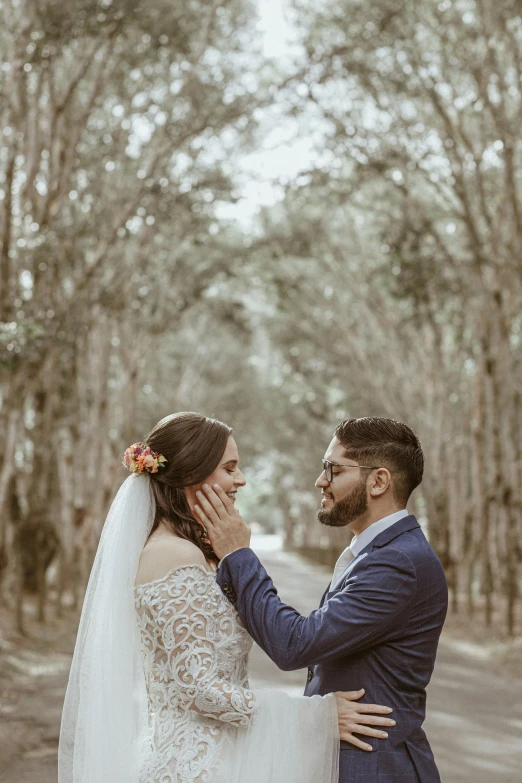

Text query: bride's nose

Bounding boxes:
[235,470,247,487]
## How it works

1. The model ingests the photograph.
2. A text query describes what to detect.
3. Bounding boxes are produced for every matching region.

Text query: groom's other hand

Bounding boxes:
[335,689,395,751]
[195,484,251,559]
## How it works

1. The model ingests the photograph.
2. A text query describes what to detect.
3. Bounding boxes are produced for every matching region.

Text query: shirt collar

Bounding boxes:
[350,509,409,557]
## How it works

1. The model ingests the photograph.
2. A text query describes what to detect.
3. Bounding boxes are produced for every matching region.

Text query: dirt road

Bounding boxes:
[1,535,521,782]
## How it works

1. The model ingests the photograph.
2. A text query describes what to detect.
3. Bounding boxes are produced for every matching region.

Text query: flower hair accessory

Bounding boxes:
[122,442,167,474]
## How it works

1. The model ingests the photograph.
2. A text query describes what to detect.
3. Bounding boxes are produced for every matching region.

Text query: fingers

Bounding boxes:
[337,689,365,701]
[347,723,389,739]
[356,704,393,715]
[201,484,228,515]
[352,714,396,727]
[195,488,225,524]
[339,722,391,751]
[194,504,212,527]
[211,483,233,507]
[200,484,228,517]
[336,694,393,715]
[339,733,373,752]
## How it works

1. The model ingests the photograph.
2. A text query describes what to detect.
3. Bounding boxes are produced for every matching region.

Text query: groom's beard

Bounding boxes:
[317,477,368,528]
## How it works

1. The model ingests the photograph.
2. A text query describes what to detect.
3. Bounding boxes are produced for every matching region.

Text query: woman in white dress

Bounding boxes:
[58,412,394,783]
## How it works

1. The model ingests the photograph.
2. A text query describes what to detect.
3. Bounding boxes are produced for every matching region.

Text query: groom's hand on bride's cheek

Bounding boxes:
[335,690,395,752]
[195,484,251,560]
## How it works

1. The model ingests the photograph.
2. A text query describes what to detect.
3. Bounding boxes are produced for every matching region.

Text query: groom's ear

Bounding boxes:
[369,468,392,497]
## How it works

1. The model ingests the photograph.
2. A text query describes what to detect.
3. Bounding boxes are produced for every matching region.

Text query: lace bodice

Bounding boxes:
[134,563,255,782]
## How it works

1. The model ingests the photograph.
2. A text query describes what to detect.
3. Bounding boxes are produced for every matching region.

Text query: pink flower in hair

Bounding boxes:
[122,442,167,474]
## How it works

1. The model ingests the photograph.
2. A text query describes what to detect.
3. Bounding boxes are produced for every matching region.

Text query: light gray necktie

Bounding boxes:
[331,544,356,590]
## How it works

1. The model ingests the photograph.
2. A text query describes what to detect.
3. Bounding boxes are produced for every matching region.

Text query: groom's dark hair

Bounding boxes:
[334,417,423,506]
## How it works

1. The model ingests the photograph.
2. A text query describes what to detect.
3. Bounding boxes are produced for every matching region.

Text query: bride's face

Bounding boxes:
[185,435,246,513]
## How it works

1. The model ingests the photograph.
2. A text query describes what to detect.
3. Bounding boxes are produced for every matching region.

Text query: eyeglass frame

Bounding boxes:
[321,459,380,483]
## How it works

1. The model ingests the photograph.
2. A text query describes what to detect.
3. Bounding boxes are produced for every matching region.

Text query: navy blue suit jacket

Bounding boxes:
[217,515,448,783]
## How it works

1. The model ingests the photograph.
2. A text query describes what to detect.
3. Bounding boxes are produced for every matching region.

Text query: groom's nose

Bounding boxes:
[316,471,329,488]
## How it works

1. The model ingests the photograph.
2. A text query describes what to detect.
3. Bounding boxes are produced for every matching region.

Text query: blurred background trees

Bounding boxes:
[1,0,521,637]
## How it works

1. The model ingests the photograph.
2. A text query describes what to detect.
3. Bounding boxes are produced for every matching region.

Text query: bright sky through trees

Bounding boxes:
[217,0,318,225]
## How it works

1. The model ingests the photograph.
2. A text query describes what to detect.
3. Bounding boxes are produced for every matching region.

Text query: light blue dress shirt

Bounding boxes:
[331,508,409,589]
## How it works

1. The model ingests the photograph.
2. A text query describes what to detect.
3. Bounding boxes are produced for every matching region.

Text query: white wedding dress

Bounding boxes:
[58,475,338,783]
[134,563,339,783]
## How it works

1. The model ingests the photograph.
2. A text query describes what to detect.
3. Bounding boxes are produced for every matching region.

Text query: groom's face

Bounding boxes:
[315,437,369,528]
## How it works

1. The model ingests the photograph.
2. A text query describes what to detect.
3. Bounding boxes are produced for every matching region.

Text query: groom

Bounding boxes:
[199,417,448,783]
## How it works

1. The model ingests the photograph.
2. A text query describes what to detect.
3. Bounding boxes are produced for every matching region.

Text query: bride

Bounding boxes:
[58,412,393,783]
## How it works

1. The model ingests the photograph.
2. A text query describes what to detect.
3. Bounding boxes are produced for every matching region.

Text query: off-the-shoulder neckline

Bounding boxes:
[134,562,217,590]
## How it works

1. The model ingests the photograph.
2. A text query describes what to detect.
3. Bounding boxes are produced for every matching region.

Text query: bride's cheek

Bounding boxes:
[218,472,233,493]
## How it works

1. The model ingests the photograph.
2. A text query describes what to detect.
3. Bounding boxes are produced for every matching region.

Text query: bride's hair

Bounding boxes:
[145,411,232,566]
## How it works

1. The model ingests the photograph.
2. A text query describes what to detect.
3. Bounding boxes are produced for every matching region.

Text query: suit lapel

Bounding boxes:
[327,515,421,595]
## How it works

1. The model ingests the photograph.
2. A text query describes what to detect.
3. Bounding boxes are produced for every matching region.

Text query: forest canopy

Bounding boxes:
[0,0,521,635]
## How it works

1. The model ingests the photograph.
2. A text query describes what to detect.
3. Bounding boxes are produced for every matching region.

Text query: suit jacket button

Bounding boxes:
[307,669,313,682]
[222,583,237,601]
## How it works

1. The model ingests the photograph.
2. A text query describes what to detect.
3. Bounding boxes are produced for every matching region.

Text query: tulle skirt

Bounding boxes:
[212,689,339,783]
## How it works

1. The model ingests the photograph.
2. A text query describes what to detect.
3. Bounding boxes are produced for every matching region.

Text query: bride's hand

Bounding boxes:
[195,484,251,560]
[335,689,395,751]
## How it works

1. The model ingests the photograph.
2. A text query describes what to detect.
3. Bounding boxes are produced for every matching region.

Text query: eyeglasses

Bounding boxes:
[321,459,379,483]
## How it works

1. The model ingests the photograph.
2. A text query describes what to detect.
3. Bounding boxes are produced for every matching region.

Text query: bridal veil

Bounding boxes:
[58,473,155,782]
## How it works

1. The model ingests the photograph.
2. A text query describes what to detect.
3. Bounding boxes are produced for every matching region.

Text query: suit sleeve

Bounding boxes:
[216,547,417,671]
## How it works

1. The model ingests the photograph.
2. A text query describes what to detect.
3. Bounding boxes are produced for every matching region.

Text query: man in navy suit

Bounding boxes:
[197,417,448,782]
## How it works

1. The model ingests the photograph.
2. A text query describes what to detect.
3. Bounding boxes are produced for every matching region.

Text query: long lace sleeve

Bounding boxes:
[151,565,256,727]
